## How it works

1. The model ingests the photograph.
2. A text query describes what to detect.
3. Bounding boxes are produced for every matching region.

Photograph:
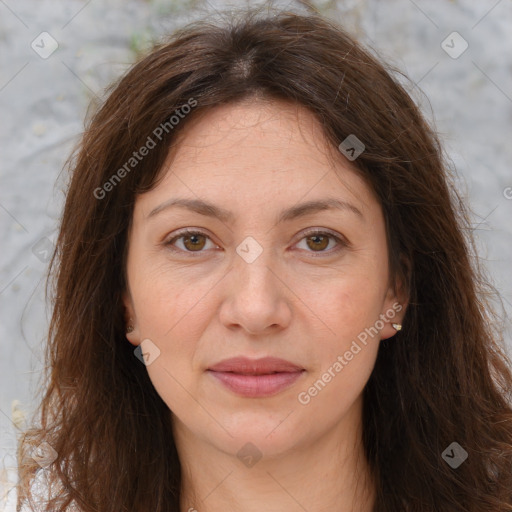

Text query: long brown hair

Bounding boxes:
[16,6,512,511]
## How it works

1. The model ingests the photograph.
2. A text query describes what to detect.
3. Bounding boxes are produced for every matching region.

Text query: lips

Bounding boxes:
[207,357,305,398]
[208,356,304,374]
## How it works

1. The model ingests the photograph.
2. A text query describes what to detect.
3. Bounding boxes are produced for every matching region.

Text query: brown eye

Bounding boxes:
[305,234,330,251]
[166,230,216,254]
[182,233,207,251]
[295,230,346,256]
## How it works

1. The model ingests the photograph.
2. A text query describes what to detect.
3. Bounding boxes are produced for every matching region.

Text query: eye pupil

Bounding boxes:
[307,234,329,251]
[184,234,206,251]
[171,231,340,255]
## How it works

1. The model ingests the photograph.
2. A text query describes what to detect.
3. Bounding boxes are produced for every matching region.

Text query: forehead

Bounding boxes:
[166,98,335,168]
[134,98,379,223]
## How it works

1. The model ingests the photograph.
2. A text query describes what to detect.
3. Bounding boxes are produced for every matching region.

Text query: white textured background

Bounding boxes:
[1,1,511,509]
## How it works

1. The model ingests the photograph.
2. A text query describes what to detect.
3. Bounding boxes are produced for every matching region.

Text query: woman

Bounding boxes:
[16,6,512,512]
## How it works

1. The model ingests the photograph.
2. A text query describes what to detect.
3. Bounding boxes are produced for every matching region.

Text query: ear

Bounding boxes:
[379,269,409,341]
[122,289,141,346]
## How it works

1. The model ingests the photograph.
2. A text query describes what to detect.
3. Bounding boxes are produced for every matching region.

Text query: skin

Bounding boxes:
[124,98,407,512]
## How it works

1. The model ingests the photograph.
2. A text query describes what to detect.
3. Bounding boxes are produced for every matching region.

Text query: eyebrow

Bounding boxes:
[147,197,363,223]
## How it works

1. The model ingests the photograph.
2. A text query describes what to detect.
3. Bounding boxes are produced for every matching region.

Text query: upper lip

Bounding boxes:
[207,357,304,375]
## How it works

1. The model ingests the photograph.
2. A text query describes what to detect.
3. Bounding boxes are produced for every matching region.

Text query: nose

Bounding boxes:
[218,250,292,336]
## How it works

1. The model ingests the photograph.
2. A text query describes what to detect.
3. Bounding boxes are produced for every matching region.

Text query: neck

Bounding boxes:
[174,400,376,512]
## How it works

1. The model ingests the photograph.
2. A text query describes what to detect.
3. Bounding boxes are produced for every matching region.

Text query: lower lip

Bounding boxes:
[207,370,304,398]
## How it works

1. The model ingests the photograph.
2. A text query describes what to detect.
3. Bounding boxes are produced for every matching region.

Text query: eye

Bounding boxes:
[165,229,217,254]
[294,229,347,255]
[164,228,347,257]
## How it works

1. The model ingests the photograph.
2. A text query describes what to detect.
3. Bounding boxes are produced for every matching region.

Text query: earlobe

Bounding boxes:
[379,305,405,341]
[123,291,140,346]
[125,317,141,346]
[381,293,407,339]
[380,276,408,340]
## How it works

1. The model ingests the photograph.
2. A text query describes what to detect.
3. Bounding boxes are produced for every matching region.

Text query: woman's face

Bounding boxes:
[124,98,404,459]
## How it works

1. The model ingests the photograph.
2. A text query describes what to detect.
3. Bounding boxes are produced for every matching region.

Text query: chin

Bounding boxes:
[206,409,307,457]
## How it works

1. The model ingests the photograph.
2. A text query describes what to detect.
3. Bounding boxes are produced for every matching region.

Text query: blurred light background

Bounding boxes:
[1,1,511,509]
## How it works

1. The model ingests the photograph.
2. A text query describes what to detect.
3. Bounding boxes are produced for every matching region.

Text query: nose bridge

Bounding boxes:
[234,237,279,300]
[220,236,291,333]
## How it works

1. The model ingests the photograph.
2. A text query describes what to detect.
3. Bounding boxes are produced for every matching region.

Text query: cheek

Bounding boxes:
[305,266,387,347]
[295,287,381,427]
[294,271,385,406]
[128,263,219,406]
[131,257,217,340]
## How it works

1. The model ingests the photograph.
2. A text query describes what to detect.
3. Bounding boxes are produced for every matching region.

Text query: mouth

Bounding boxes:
[207,356,305,398]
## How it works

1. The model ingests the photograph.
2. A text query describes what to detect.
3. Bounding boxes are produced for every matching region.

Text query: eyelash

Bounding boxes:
[164,228,348,257]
